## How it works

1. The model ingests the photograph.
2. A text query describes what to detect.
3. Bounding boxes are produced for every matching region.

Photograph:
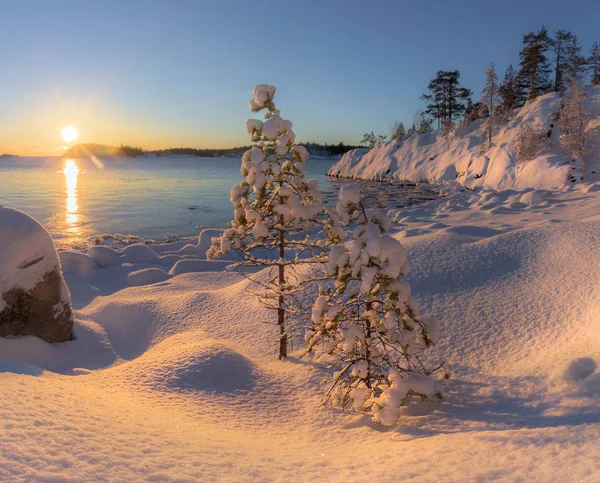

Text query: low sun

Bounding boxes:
[61,125,79,144]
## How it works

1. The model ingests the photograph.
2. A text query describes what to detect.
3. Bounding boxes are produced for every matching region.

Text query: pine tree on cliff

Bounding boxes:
[480,62,502,147]
[553,29,574,92]
[516,26,554,105]
[421,70,472,128]
[499,64,518,113]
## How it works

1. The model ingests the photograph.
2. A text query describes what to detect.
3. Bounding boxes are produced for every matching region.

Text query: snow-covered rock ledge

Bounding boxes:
[329,89,600,191]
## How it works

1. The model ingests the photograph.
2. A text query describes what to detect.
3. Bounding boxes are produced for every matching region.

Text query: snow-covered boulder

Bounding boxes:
[0,206,73,343]
[87,246,120,267]
[59,251,97,275]
[120,244,160,263]
[520,190,546,205]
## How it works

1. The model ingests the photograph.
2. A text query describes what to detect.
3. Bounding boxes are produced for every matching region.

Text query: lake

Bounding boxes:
[0,155,437,249]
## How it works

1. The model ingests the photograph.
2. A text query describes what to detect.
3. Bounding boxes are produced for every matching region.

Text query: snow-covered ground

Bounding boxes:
[329,87,600,191]
[2,183,600,481]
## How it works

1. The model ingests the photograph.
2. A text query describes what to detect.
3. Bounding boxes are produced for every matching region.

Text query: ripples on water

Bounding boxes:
[0,156,439,249]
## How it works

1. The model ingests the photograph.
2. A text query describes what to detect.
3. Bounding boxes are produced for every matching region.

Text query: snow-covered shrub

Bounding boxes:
[515,123,549,162]
[307,186,444,426]
[559,80,592,156]
[441,119,455,149]
[207,85,340,359]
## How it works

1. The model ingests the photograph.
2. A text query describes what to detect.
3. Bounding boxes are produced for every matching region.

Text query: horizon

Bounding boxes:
[1,0,599,156]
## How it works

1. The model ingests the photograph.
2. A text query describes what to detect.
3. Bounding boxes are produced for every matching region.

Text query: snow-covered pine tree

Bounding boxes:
[560,79,591,156]
[441,118,455,149]
[207,84,336,360]
[499,64,518,113]
[589,42,600,86]
[480,62,502,148]
[515,123,546,162]
[391,121,406,140]
[515,26,553,105]
[417,114,434,134]
[307,186,444,426]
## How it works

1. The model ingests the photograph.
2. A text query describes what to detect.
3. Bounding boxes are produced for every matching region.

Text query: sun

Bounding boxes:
[61,125,79,144]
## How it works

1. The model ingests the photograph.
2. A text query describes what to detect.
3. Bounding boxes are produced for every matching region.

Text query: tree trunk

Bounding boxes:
[554,40,562,92]
[278,228,287,360]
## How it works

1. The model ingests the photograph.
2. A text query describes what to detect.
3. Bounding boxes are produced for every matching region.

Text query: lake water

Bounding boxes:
[0,155,437,249]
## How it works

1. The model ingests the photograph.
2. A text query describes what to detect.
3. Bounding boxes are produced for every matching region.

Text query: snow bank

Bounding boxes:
[329,89,600,190]
[127,268,170,287]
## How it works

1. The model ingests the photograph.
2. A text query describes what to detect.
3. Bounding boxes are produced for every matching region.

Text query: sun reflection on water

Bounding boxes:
[63,159,80,232]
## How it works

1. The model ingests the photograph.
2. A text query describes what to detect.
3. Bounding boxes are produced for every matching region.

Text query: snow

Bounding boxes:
[329,88,600,190]
[0,206,71,312]
[127,268,170,287]
[2,184,600,480]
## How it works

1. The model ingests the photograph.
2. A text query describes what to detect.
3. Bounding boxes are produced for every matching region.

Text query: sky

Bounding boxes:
[0,0,599,155]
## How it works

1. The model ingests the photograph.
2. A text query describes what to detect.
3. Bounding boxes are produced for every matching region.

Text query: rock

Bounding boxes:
[0,206,73,343]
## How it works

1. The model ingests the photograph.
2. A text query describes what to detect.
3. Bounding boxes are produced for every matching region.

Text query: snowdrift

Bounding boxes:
[329,88,600,190]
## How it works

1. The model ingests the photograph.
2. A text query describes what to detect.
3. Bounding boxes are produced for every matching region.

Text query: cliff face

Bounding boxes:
[330,87,600,190]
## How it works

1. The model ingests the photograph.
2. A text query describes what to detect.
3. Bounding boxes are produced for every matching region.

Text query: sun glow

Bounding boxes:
[61,125,79,144]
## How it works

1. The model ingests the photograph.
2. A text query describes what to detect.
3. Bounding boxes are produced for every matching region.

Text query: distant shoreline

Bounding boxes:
[61,142,359,159]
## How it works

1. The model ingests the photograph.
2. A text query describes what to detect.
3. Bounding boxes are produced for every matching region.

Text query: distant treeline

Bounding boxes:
[63,142,360,159]
[63,143,145,158]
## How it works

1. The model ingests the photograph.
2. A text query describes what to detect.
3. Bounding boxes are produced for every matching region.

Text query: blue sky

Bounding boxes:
[0,0,599,154]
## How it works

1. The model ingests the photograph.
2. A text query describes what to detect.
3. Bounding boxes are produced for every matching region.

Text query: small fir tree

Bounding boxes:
[207,85,337,359]
[515,124,546,162]
[560,79,591,155]
[589,42,600,86]
[480,62,502,147]
[391,121,406,140]
[499,64,518,113]
[441,118,455,149]
[307,186,444,426]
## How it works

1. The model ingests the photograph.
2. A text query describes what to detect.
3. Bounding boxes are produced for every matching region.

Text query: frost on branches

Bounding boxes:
[207,85,338,360]
[307,186,445,426]
[559,80,592,156]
